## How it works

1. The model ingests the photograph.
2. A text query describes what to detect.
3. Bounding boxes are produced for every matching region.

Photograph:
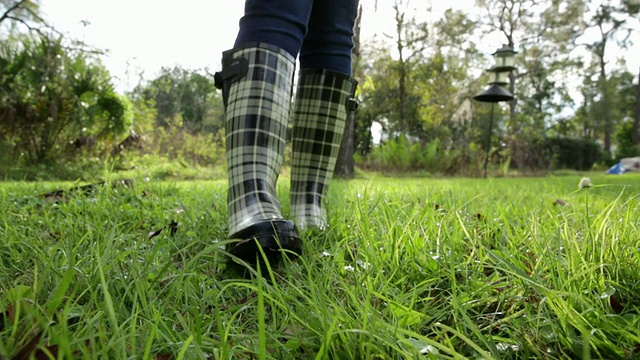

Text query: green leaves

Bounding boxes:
[0,35,129,165]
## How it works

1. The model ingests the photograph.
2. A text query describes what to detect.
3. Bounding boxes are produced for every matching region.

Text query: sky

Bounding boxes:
[40,0,639,94]
[39,0,489,92]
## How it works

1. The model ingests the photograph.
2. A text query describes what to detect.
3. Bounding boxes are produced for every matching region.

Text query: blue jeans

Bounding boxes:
[234,0,359,75]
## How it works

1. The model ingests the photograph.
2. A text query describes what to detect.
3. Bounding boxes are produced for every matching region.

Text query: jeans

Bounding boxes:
[234,0,359,75]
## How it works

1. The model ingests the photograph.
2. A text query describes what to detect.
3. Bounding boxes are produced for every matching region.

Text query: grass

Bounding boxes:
[1,173,639,359]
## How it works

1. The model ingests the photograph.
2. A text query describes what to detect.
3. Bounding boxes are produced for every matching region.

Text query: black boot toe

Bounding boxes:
[227,220,302,265]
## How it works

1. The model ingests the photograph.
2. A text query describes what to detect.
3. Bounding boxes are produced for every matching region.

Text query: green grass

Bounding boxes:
[1,174,639,359]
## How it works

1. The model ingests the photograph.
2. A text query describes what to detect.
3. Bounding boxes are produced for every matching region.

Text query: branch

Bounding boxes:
[6,15,48,38]
[61,43,106,56]
[24,5,64,37]
[0,0,28,25]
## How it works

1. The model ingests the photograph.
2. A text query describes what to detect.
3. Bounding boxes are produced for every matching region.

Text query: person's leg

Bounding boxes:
[298,0,359,74]
[234,0,311,59]
[290,0,359,230]
[215,1,312,264]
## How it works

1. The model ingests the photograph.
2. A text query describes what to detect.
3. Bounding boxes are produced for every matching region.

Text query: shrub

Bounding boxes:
[544,137,602,171]
[128,127,226,168]
[363,137,438,172]
[508,137,549,173]
[0,36,131,165]
[615,121,640,161]
[360,137,483,175]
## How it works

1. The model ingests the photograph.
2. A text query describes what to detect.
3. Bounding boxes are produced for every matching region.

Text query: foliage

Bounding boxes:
[139,126,225,168]
[508,136,549,173]
[130,66,224,133]
[0,0,47,37]
[570,69,637,143]
[362,136,484,175]
[364,137,439,172]
[0,35,130,165]
[545,137,603,170]
[578,0,640,154]
[615,121,640,160]
[507,136,603,172]
[114,67,227,173]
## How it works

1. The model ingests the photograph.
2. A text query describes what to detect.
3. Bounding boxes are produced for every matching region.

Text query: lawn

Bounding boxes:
[1,173,639,359]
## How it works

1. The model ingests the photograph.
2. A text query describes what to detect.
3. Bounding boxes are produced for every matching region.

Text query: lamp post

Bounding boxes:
[474,45,517,178]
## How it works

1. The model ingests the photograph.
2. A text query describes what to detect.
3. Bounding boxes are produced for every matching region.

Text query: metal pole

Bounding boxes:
[483,103,495,178]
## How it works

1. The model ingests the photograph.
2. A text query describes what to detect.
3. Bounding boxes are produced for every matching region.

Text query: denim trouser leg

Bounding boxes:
[300,0,358,75]
[233,0,358,74]
[234,0,312,58]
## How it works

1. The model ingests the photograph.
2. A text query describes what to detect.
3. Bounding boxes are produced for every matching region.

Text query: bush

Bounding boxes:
[360,137,483,175]
[0,36,131,165]
[114,154,226,180]
[508,137,549,173]
[123,127,226,168]
[544,137,602,171]
[615,121,640,161]
[363,137,439,172]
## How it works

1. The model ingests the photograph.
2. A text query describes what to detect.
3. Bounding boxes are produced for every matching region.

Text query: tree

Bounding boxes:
[0,0,47,36]
[571,68,637,159]
[635,67,639,146]
[474,0,593,172]
[416,10,482,145]
[0,35,130,164]
[581,0,639,156]
[335,3,363,178]
[131,66,224,133]
[390,0,430,136]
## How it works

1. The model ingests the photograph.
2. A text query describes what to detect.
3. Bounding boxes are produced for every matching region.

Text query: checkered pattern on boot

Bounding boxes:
[290,69,358,230]
[221,43,296,237]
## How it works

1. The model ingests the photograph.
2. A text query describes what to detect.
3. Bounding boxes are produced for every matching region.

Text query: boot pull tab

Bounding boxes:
[213,72,224,90]
[214,57,249,90]
[347,98,358,112]
[215,57,249,106]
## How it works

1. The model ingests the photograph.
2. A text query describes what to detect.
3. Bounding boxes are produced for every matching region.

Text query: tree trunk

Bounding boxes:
[395,4,407,136]
[334,4,362,178]
[508,40,517,137]
[600,60,612,155]
[634,66,640,146]
[399,61,407,136]
[335,111,356,178]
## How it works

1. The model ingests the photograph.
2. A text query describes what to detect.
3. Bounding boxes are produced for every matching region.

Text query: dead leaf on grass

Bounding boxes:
[283,325,303,337]
[237,292,258,305]
[0,310,7,331]
[148,227,164,239]
[38,179,135,203]
[148,220,179,239]
[554,199,567,206]
[610,295,624,314]
[32,345,59,360]
[168,220,179,236]
[7,303,14,323]
[11,330,45,360]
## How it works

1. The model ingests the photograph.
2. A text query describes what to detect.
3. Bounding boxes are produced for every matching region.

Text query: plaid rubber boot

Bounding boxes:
[290,69,358,230]
[215,43,302,263]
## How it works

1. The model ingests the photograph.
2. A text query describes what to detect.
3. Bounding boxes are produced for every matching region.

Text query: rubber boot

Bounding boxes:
[290,69,358,231]
[214,43,302,264]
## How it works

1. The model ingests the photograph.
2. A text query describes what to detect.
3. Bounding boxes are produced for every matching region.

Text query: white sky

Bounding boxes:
[39,0,485,92]
[40,0,639,94]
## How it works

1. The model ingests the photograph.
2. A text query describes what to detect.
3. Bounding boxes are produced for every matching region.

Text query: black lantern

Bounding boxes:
[473,45,517,178]
[474,45,517,103]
